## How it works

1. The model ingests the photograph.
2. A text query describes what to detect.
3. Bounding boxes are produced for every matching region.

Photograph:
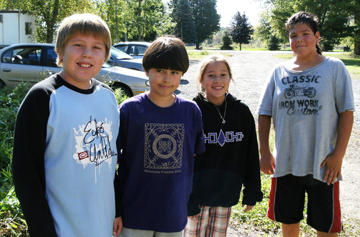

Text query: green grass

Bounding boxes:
[187,50,231,60]
[273,52,360,79]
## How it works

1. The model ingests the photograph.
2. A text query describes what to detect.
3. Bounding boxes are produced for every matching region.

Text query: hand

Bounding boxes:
[321,153,343,185]
[113,217,123,236]
[242,204,254,213]
[260,152,276,175]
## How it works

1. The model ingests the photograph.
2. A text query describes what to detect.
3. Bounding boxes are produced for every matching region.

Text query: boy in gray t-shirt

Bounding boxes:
[257,12,354,236]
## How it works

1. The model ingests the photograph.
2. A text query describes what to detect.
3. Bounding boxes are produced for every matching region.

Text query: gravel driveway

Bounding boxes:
[176,50,360,235]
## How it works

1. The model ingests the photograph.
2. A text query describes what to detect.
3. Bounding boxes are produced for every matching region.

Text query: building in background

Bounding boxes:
[0,10,36,46]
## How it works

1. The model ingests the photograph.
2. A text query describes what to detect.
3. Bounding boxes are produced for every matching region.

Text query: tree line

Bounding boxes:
[0,0,359,54]
[256,0,360,54]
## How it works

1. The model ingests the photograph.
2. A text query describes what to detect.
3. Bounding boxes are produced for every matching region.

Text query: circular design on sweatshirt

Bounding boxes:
[153,134,177,159]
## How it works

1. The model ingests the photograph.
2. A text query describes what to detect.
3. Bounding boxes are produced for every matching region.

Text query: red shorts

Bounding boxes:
[268,174,342,233]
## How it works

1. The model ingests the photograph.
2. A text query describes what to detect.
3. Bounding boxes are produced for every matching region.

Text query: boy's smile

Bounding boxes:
[289,23,320,58]
[58,33,106,89]
[146,68,183,107]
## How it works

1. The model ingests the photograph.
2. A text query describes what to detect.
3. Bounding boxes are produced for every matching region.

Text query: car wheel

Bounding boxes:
[0,80,5,90]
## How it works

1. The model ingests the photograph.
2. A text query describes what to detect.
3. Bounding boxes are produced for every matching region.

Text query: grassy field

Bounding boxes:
[187,50,232,59]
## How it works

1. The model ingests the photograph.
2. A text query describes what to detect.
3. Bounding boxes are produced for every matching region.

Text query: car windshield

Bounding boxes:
[111,47,133,60]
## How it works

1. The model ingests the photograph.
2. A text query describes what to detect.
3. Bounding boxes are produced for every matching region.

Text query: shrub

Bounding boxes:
[267,35,281,51]
[221,32,234,50]
[0,83,29,236]
[114,87,129,105]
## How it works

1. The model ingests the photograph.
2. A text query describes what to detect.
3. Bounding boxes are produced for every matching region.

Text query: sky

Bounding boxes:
[163,0,263,28]
[217,0,263,27]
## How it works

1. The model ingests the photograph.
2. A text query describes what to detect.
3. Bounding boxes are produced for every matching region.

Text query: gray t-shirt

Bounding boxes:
[257,57,354,182]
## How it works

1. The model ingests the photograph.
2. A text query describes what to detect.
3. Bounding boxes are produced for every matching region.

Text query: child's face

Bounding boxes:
[146,68,183,100]
[289,23,320,57]
[201,61,230,105]
[58,33,106,89]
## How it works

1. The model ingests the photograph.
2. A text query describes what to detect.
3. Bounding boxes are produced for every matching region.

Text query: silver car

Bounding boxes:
[0,43,149,97]
[113,41,151,59]
[108,47,144,71]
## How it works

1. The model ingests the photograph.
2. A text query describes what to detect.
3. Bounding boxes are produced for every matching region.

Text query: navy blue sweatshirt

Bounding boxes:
[187,93,263,216]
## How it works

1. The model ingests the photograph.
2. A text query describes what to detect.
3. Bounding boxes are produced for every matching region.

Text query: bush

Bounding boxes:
[221,32,233,50]
[0,83,29,236]
[114,87,129,105]
[322,40,334,52]
[267,35,280,51]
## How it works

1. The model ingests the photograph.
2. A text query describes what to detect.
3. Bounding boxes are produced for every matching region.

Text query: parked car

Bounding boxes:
[108,47,144,71]
[113,41,151,59]
[0,43,149,97]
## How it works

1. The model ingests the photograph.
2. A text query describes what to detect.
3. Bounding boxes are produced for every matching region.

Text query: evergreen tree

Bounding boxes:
[171,0,197,44]
[220,32,233,50]
[267,34,280,51]
[229,12,254,51]
[190,0,220,49]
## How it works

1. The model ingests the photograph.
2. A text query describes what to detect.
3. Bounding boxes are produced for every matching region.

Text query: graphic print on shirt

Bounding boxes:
[279,74,323,116]
[144,123,184,173]
[204,129,244,147]
[73,116,117,179]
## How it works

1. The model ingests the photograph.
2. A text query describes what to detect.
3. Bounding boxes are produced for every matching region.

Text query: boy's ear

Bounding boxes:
[57,50,64,60]
[145,70,149,77]
[315,31,320,42]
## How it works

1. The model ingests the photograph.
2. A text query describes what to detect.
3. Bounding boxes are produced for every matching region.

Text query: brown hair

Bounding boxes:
[142,37,189,74]
[55,13,111,66]
[286,11,322,55]
[197,55,233,93]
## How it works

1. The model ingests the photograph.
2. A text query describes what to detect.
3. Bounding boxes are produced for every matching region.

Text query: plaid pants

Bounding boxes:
[184,206,231,237]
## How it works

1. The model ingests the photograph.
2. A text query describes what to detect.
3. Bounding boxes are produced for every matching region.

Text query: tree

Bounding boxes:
[267,34,281,50]
[256,13,272,43]
[220,32,233,50]
[170,0,197,44]
[125,0,171,41]
[0,0,91,43]
[253,13,273,48]
[262,0,353,51]
[190,0,220,49]
[229,12,254,51]
[104,0,131,44]
[350,0,360,55]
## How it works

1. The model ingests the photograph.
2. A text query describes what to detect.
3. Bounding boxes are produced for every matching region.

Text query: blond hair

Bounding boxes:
[197,55,233,93]
[55,13,111,66]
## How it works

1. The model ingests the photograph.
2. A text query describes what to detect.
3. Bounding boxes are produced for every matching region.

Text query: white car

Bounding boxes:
[113,41,151,59]
[0,43,149,97]
[108,47,144,71]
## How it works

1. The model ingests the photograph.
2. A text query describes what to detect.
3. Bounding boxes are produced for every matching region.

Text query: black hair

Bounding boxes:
[142,37,189,74]
[286,11,322,55]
